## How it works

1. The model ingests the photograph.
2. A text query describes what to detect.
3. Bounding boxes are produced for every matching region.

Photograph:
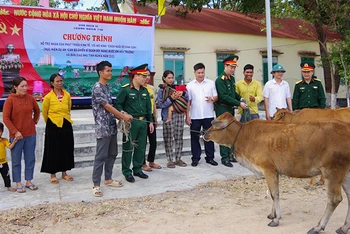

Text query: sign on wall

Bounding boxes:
[0,6,155,98]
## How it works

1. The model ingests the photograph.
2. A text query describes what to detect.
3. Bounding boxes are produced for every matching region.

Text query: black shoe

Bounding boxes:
[230,157,237,163]
[229,153,238,163]
[222,161,233,167]
[206,159,218,166]
[191,160,199,167]
[134,171,149,179]
[125,174,135,183]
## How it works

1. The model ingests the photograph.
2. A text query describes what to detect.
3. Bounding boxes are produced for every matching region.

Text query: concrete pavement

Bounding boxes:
[0,154,253,210]
[0,109,254,211]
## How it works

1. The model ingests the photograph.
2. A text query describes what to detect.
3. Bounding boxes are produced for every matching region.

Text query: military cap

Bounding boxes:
[300,62,315,71]
[223,55,239,66]
[271,64,286,73]
[130,63,148,75]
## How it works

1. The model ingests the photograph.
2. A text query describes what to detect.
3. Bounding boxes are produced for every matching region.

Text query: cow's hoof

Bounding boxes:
[267,214,275,220]
[307,228,319,234]
[304,186,316,191]
[336,228,346,234]
[268,220,279,227]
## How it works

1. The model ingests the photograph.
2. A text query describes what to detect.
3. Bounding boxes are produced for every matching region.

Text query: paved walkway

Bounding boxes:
[0,109,253,211]
[0,155,253,210]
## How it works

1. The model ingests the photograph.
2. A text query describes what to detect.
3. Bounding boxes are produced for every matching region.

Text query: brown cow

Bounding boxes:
[273,107,350,122]
[273,107,350,187]
[203,112,350,234]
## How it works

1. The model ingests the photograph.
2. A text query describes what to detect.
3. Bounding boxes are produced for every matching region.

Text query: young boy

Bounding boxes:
[0,122,17,192]
[162,84,188,123]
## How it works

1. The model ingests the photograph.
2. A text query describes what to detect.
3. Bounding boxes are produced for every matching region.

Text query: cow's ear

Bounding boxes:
[212,119,229,129]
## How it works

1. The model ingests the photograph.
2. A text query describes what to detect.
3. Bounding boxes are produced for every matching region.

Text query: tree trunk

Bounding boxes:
[302,0,339,108]
[105,0,121,12]
[314,22,339,108]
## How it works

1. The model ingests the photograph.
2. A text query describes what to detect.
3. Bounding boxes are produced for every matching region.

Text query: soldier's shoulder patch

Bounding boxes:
[122,83,129,88]
[221,75,226,80]
[314,78,322,82]
[296,80,303,84]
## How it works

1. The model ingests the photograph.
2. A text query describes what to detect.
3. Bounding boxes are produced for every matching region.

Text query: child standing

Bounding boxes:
[0,122,17,192]
[161,84,188,123]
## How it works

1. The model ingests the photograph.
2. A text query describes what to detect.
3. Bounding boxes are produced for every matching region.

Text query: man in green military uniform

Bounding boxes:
[215,55,247,167]
[115,64,154,183]
[292,62,326,110]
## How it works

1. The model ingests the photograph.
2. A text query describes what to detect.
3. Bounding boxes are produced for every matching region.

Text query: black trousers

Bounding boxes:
[190,118,215,162]
[144,123,157,163]
[0,162,11,187]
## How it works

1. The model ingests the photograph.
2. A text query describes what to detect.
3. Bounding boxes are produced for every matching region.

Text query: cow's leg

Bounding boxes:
[263,169,280,227]
[336,171,350,234]
[309,176,316,187]
[316,174,325,186]
[307,172,344,234]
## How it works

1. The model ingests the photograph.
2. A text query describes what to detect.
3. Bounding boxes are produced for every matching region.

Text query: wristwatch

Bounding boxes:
[211,96,214,101]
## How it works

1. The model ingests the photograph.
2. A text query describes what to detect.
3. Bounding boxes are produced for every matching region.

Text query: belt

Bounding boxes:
[133,116,145,120]
[216,103,236,109]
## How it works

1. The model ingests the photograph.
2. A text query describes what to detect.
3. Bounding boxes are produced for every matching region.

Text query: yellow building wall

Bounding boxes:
[153,28,346,98]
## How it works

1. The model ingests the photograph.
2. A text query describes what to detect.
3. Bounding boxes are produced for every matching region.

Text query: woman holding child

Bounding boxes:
[157,70,188,168]
[3,77,40,193]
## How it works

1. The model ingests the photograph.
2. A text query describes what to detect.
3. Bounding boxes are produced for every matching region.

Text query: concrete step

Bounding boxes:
[72,123,95,131]
[74,146,198,168]
[73,129,96,144]
[74,142,96,156]
[71,124,192,143]
[74,134,194,158]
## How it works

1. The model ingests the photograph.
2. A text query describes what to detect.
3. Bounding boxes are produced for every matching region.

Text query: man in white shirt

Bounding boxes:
[263,64,293,120]
[186,63,218,167]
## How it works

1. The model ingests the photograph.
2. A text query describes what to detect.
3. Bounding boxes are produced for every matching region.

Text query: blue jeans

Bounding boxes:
[240,114,260,123]
[10,134,36,183]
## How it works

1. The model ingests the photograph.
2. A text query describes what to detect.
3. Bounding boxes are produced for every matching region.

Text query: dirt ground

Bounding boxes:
[0,175,348,234]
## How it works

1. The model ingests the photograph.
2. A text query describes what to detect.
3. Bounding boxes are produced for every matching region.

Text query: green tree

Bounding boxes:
[19,0,61,7]
[242,0,350,108]
[330,33,350,106]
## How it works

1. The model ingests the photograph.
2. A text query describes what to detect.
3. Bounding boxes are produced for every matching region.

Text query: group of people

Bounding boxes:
[1,74,74,193]
[0,56,326,197]
[263,62,326,119]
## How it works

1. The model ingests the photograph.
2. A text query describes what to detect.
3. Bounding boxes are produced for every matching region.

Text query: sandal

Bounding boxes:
[142,164,153,172]
[175,160,187,167]
[149,162,162,169]
[92,187,103,197]
[167,161,176,168]
[16,186,26,193]
[62,175,74,181]
[8,187,16,192]
[25,184,38,190]
[104,180,123,187]
[50,177,59,184]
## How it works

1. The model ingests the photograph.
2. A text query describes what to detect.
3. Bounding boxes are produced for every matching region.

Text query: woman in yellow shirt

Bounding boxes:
[40,73,74,184]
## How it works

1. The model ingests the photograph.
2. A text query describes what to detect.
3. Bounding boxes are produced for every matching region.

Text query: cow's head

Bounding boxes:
[272,108,288,120]
[203,112,239,147]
